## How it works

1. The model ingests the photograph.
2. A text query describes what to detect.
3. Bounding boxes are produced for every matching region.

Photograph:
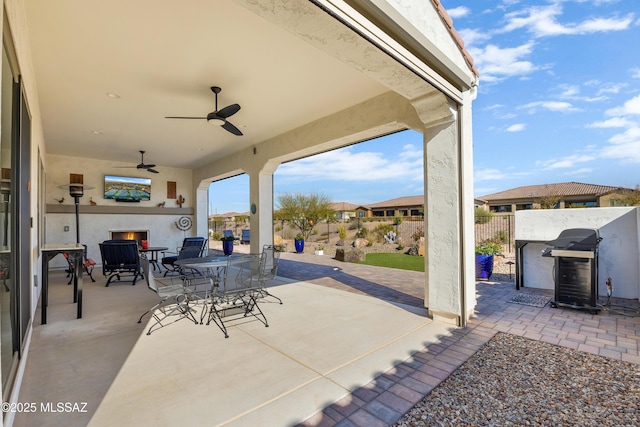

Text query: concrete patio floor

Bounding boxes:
[11,249,640,427]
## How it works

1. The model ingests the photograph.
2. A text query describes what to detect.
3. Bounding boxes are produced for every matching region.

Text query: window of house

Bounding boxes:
[372,210,384,217]
[385,210,394,217]
[490,205,512,213]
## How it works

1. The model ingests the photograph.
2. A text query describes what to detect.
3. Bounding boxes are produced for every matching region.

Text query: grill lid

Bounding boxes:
[544,228,601,251]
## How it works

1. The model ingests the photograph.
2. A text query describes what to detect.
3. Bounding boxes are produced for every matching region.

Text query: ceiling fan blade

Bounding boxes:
[165,116,207,119]
[147,168,159,174]
[222,121,243,136]
[140,163,156,168]
[216,104,240,119]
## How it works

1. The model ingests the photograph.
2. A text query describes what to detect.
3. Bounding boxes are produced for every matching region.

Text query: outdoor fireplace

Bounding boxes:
[109,230,149,244]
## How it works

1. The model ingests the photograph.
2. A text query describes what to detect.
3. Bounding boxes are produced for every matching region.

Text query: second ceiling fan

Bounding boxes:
[165,86,243,136]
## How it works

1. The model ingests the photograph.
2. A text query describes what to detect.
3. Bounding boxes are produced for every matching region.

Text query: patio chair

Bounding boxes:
[206,254,268,338]
[161,237,207,277]
[138,255,197,335]
[99,239,141,286]
[63,244,96,284]
[257,245,282,304]
[240,229,250,244]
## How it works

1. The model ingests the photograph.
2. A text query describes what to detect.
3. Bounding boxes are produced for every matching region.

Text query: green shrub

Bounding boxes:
[475,241,502,255]
[412,229,424,242]
[493,230,509,244]
[373,223,395,243]
[356,227,370,239]
[474,209,493,224]
[212,232,222,241]
[337,224,348,240]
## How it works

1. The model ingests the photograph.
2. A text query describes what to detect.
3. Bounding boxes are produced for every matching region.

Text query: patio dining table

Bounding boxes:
[175,254,265,336]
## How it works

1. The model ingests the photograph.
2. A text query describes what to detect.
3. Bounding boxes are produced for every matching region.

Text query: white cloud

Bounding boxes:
[596,83,626,96]
[600,127,640,162]
[457,28,491,48]
[518,101,580,113]
[588,117,635,128]
[506,123,526,132]
[564,167,594,176]
[631,68,640,79]
[277,145,423,182]
[469,42,537,82]
[537,154,596,170]
[474,168,509,181]
[501,4,634,37]
[606,94,640,116]
[447,6,470,19]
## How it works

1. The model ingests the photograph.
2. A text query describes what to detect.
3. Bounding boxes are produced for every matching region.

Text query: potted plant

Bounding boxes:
[314,244,324,256]
[221,235,235,256]
[294,234,305,253]
[475,241,502,280]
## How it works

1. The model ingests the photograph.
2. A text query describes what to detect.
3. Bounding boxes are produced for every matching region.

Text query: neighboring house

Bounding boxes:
[356,195,424,219]
[209,212,250,222]
[331,202,358,221]
[477,182,640,213]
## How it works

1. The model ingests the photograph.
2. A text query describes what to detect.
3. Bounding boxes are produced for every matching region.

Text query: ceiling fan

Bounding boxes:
[115,150,159,173]
[165,86,243,136]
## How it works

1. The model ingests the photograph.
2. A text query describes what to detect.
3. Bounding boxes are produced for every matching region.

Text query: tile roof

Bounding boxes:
[331,202,358,211]
[365,195,424,209]
[479,182,627,201]
[432,0,479,76]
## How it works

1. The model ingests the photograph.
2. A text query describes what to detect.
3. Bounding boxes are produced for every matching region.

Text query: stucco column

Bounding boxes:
[195,185,209,239]
[247,160,280,254]
[416,90,475,327]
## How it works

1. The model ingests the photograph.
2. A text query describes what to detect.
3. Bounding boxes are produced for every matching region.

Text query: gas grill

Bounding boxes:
[542,228,602,314]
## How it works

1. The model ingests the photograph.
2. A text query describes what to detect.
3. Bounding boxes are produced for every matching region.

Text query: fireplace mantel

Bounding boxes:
[46,204,193,215]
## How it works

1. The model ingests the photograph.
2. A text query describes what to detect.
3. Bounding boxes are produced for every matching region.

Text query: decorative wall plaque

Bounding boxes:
[167,181,176,199]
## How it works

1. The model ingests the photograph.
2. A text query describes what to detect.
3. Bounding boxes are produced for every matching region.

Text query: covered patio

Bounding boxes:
[2,0,479,421]
[13,252,640,426]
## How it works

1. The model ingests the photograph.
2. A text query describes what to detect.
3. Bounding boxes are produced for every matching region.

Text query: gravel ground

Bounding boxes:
[393,333,640,427]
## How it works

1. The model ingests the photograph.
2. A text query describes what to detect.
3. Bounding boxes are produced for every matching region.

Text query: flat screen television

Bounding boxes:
[104,175,151,202]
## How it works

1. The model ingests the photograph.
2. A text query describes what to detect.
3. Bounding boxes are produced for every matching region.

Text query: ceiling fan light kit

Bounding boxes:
[165,86,243,136]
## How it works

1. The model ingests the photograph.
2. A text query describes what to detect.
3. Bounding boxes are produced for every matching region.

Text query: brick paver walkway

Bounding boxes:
[277,252,640,427]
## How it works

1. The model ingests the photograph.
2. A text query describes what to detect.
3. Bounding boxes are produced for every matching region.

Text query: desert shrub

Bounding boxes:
[373,223,395,243]
[474,209,493,224]
[337,224,348,240]
[493,229,509,244]
[212,232,222,241]
[356,227,370,239]
[412,228,424,242]
[275,225,282,232]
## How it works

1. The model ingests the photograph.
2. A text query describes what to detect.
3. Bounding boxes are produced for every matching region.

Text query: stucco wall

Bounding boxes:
[46,154,196,269]
[516,207,640,300]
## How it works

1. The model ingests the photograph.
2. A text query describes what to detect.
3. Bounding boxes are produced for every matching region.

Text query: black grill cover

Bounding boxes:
[544,228,601,251]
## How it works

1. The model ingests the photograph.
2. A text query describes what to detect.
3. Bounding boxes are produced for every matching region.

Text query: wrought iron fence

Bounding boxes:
[475,214,515,253]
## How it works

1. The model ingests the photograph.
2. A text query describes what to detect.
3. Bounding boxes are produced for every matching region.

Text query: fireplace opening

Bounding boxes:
[109,230,149,244]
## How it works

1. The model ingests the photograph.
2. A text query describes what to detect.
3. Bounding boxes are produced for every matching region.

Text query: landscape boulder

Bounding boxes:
[352,238,369,248]
[335,248,365,263]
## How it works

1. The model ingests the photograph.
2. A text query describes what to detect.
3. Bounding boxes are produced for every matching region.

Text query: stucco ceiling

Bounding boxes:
[23,0,389,171]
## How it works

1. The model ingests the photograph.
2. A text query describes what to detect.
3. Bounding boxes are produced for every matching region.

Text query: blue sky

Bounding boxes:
[209,0,640,214]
